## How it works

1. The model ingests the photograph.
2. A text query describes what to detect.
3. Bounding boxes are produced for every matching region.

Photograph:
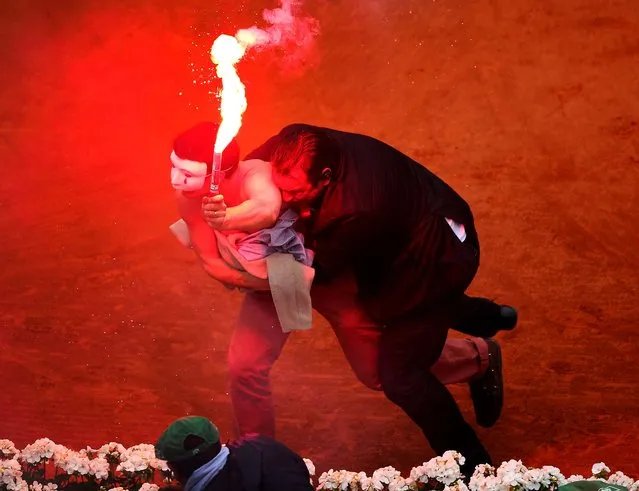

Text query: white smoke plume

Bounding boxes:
[235,0,320,68]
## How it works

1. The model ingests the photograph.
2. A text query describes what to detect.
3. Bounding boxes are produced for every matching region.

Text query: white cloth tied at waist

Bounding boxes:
[169,211,314,333]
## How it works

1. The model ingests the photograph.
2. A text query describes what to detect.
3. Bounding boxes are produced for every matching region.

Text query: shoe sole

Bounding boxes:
[478,339,503,428]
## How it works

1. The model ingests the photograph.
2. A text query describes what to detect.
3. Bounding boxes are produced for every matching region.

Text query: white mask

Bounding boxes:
[170,151,209,191]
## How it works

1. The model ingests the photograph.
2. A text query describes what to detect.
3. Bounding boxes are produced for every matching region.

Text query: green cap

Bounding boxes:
[559,482,628,491]
[155,416,220,462]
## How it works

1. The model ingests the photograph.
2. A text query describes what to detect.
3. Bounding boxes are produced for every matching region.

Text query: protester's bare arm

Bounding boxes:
[189,218,270,290]
[202,162,282,233]
[224,166,282,230]
[177,195,270,290]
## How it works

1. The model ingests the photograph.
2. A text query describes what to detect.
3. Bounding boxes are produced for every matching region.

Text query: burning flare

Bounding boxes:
[207,0,319,194]
[210,34,248,155]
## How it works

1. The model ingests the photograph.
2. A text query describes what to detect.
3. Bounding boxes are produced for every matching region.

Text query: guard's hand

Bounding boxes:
[202,194,228,229]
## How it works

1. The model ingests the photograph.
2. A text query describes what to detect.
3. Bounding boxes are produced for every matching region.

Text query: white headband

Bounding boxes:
[170,151,208,176]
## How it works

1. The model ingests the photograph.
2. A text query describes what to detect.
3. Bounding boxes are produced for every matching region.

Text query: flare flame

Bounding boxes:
[210,34,247,155]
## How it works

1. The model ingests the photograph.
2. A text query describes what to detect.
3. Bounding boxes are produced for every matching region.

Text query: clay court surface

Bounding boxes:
[1,0,638,480]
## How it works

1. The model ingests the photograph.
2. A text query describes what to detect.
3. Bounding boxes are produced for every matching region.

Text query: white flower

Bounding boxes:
[446,481,471,491]
[316,469,371,490]
[27,482,55,491]
[1,458,23,487]
[372,466,402,490]
[1,458,22,475]
[540,466,567,487]
[496,459,528,489]
[469,473,504,491]
[7,477,29,491]
[107,488,126,491]
[591,463,610,478]
[469,465,504,491]
[410,451,465,486]
[473,464,497,477]
[117,456,148,473]
[519,466,565,491]
[607,472,634,488]
[68,455,91,475]
[409,464,428,484]
[387,475,416,491]
[53,448,91,476]
[51,446,72,472]
[357,472,374,491]
[317,469,341,490]
[19,439,60,465]
[629,480,639,491]
[1,460,25,491]
[1,460,27,491]
[0,440,20,460]
[116,444,157,475]
[139,484,160,491]
[566,475,585,483]
[149,458,169,472]
[95,442,127,460]
[522,468,547,490]
[88,457,110,480]
[339,470,360,490]
[126,444,156,459]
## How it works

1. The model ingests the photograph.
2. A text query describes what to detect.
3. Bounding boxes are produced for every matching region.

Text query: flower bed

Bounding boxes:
[1,439,637,491]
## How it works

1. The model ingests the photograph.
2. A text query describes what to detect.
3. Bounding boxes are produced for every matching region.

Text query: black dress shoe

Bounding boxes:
[469,339,503,428]
[453,299,518,338]
[499,305,518,330]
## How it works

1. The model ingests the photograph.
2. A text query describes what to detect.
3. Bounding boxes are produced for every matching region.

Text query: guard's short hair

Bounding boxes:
[272,127,337,184]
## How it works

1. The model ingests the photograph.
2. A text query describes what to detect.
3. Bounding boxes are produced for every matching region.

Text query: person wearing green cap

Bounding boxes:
[155,415,313,491]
